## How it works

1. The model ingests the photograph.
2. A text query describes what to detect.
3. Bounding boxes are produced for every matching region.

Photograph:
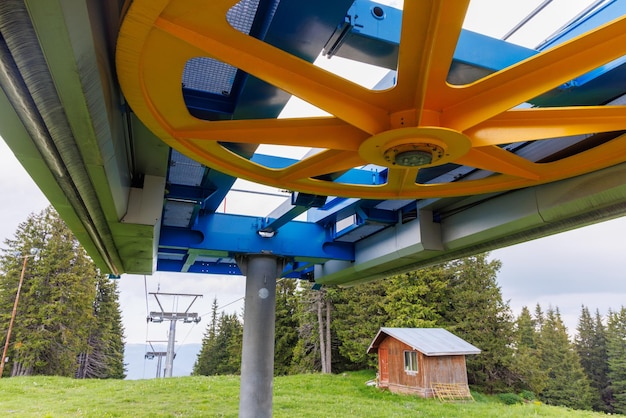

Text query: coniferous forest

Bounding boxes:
[194,254,626,414]
[0,207,125,379]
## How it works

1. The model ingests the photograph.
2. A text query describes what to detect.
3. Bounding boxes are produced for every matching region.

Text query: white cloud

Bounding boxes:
[492,217,626,333]
[0,141,49,244]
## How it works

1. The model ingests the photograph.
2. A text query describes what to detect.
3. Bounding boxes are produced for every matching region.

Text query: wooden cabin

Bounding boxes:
[367,328,480,398]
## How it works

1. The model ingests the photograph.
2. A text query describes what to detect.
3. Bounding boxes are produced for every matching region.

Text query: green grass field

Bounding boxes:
[0,371,616,417]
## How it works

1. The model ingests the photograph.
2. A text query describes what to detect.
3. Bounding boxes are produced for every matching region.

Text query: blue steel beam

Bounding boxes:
[260,192,327,234]
[251,153,385,186]
[251,152,375,181]
[307,195,414,226]
[157,248,316,278]
[158,257,311,279]
[159,212,354,262]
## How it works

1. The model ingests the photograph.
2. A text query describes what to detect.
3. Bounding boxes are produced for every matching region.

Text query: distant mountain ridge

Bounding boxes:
[124,343,201,380]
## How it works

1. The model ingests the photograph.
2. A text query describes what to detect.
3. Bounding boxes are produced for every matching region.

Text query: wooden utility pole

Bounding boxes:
[0,254,29,378]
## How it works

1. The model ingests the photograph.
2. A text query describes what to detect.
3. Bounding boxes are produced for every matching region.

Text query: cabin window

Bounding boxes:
[404,350,418,373]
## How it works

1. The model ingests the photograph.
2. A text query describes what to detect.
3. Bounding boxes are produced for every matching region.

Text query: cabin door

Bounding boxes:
[379,348,389,384]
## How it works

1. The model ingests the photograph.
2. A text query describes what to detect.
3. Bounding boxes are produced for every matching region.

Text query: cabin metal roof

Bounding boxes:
[367,327,481,356]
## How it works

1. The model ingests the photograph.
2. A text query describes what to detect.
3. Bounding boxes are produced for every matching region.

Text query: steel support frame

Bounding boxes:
[164,319,177,378]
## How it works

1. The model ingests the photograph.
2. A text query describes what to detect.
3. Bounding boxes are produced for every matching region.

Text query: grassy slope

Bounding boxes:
[0,371,616,417]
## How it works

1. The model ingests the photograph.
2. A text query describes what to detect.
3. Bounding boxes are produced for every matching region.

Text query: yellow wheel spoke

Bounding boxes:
[381,1,468,126]
[466,107,626,146]
[279,151,365,182]
[548,132,626,176]
[443,14,626,131]
[386,168,420,195]
[179,118,367,151]
[417,1,470,111]
[380,1,467,114]
[457,147,542,180]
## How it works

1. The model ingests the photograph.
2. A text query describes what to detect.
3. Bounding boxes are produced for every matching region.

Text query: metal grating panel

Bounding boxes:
[182,0,261,95]
[183,58,239,96]
[226,0,261,36]
[168,150,205,186]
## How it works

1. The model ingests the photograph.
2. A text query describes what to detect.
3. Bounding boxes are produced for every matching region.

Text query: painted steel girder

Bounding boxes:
[159,212,354,262]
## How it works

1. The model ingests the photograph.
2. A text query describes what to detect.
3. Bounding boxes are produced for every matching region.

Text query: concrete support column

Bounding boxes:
[237,254,282,418]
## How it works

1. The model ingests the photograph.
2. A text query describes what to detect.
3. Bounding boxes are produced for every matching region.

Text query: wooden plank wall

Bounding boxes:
[377,336,468,397]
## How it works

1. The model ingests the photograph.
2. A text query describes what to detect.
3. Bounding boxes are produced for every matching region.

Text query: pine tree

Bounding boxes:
[441,254,516,393]
[593,309,613,410]
[607,307,626,414]
[537,307,593,410]
[383,266,448,328]
[316,288,332,374]
[516,306,537,348]
[193,298,219,376]
[510,306,546,394]
[328,279,389,371]
[575,306,610,411]
[0,207,105,377]
[218,312,243,374]
[534,304,545,331]
[104,280,126,379]
[290,285,323,373]
[193,299,242,376]
[76,277,125,379]
[274,279,299,375]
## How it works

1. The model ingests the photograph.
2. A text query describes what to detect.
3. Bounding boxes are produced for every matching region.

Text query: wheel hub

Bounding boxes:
[359,127,472,168]
[384,143,445,167]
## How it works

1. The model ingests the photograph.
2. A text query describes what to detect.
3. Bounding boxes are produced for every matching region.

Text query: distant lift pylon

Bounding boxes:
[147,292,202,378]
